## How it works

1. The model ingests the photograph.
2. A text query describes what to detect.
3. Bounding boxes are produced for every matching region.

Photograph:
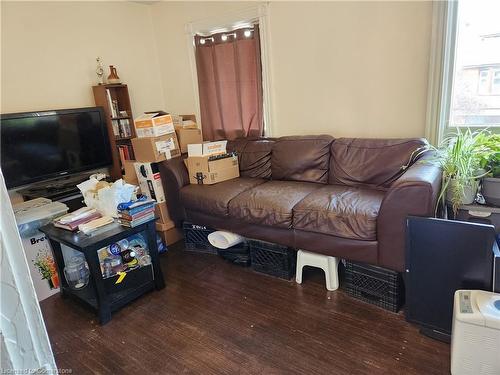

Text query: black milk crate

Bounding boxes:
[218,244,251,267]
[249,239,296,280]
[343,260,404,312]
[183,222,218,254]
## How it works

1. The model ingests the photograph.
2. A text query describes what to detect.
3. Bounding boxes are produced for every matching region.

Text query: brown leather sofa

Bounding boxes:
[159,135,441,272]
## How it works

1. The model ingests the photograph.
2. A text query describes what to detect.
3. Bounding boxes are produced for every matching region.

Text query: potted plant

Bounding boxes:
[430,129,496,215]
[479,134,500,206]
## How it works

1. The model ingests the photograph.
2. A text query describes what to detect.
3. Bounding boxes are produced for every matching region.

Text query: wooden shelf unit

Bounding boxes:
[92,84,136,180]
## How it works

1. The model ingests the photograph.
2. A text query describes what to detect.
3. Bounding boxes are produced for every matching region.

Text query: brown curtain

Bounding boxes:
[195,25,263,141]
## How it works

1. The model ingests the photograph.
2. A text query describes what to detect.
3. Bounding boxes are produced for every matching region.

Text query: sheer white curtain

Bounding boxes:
[425,1,458,146]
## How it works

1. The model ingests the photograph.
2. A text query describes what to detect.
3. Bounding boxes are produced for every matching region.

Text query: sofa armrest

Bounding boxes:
[158,156,190,227]
[376,155,442,271]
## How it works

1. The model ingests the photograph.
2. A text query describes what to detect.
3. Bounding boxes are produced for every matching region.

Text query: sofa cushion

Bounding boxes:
[229,180,322,228]
[180,177,266,217]
[271,135,334,183]
[227,138,275,179]
[293,185,385,240]
[329,138,427,188]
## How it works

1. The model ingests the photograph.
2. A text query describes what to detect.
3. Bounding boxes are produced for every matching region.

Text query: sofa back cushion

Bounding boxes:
[227,138,275,179]
[271,135,334,183]
[328,138,427,188]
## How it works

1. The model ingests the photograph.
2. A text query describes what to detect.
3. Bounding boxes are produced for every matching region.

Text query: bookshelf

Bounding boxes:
[92,84,136,180]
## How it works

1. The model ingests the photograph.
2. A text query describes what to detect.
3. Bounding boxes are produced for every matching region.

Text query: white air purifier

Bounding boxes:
[451,290,500,375]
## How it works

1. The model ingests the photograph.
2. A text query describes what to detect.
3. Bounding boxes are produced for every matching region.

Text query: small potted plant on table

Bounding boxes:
[480,134,500,206]
[431,129,497,215]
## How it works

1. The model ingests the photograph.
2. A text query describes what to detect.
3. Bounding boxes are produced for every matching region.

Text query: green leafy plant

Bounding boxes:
[428,128,498,214]
[478,134,500,178]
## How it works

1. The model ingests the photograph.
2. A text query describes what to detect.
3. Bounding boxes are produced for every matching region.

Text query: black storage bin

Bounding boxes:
[249,239,296,279]
[343,260,404,312]
[183,222,250,265]
[218,245,251,267]
[183,222,218,254]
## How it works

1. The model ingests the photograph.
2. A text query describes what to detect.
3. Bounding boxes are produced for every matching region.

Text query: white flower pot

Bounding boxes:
[446,179,478,205]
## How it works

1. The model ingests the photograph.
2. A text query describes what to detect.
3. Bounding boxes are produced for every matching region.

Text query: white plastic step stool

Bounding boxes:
[296,250,339,291]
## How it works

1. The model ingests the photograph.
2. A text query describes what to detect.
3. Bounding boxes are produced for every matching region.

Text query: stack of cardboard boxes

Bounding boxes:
[130,112,202,246]
[184,140,240,185]
[128,111,240,245]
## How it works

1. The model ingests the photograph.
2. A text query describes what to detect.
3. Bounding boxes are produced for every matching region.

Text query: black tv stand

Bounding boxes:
[18,173,93,211]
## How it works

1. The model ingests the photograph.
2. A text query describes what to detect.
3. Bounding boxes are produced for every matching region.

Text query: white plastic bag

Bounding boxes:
[207,231,244,249]
[77,178,136,217]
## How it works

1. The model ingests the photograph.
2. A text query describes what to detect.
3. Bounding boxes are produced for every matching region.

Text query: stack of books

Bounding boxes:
[118,199,156,227]
[54,207,102,231]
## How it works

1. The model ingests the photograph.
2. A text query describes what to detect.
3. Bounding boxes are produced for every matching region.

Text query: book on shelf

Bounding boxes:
[112,99,119,118]
[105,89,116,117]
[117,144,135,163]
[112,119,132,139]
[121,118,131,137]
[111,120,120,137]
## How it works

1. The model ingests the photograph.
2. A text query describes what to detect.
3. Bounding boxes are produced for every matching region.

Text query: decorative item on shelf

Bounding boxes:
[96,57,105,85]
[107,65,121,84]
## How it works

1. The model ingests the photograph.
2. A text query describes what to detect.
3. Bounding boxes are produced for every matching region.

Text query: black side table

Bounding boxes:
[40,219,165,324]
[449,203,500,234]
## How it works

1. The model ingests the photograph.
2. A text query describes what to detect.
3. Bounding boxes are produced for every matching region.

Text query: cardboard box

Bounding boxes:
[155,201,171,224]
[132,133,180,162]
[176,128,202,154]
[180,114,198,128]
[123,160,139,185]
[155,220,184,246]
[187,140,227,157]
[134,162,166,203]
[172,114,197,129]
[172,114,202,154]
[155,220,175,232]
[185,153,239,185]
[20,232,60,301]
[134,112,175,138]
[156,225,184,245]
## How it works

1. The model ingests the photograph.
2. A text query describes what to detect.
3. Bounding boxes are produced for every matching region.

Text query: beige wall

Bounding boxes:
[1,1,164,116]
[150,1,255,115]
[1,1,433,137]
[150,1,432,138]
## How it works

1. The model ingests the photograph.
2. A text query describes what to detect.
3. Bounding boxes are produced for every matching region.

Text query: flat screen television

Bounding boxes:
[1,107,112,189]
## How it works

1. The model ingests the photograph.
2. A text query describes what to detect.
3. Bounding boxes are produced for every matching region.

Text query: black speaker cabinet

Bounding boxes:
[405,217,498,342]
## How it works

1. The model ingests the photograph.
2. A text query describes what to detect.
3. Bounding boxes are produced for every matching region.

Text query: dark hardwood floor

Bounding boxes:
[40,242,450,374]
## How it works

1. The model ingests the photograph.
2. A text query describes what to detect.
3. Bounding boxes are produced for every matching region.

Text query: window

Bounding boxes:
[478,70,489,94]
[185,5,272,138]
[194,26,263,141]
[448,1,500,129]
[493,70,500,94]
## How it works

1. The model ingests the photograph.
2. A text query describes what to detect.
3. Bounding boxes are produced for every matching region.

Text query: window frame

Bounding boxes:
[492,69,500,94]
[478,69,490,95]
[185,5,273,137]
[426,1,499,145]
